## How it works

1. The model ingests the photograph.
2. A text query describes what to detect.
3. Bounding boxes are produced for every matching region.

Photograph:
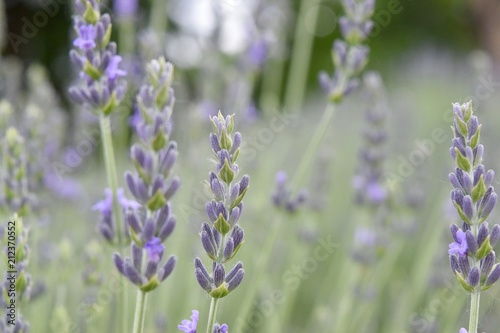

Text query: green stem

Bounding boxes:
[290,102,337,192]
[469,291,480,333]
[283,0,321,112]
[98,114,128,333]
[132,290,148,333]
[206,297,220,333]
[118,19,135,55]
[99,115,124,244]
[150,0,167,37]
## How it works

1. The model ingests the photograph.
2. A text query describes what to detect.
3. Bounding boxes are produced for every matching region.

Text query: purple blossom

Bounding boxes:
[178,310,199,333]
[117,188,141,210]
[448,229,468,256]
[114,0,138,18]
[92,188,113,216]
[220,324,228,333]
[106,55,127,81]
[365,181,387,205]
[459,329,467,333]
[145,237,165,262]
[73,24,97,50]
[354,226,377,247]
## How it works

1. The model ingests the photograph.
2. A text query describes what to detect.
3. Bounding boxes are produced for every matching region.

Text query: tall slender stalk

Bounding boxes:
[284,0,320,112]
[150,0,167,37]
[205,297,220,333]
[98,114,128,333]
[469,292,480,333]
[132,290,148,333]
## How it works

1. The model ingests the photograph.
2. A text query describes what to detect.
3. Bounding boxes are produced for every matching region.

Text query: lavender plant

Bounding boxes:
[69,0,128,244]
[68,2,128,330]
[190,112,248,333]
[448,102,500,333]
[271,171,307,213]
[112,57,178,333]
[0,128,33,332]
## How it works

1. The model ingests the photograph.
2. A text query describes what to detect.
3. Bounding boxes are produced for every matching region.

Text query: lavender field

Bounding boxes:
[2,0,500,332]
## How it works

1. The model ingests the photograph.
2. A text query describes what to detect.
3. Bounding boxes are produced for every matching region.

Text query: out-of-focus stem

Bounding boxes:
[132,290,147,333]
[150,0,167,37]
[206,297,220,333]
[283,0,320,112]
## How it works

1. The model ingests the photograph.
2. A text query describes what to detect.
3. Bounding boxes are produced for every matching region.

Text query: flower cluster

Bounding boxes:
[68,0,127,115]
[271,171,307,213]
[194,112,248,299]
[112,57,179,292]
[178,310,228,333]
[319,0,374,103]
[1,127,36,217]
[448,102,500,292]
[352,72,388,207]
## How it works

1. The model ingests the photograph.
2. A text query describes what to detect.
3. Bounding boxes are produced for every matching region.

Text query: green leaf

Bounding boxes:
[453,201,471,224]
[455,148,471,173]
[100,23,112,48]
[83,61,102,81]
[219,159,235,184]
[455,115,468,138]
[230,187,248,210]
[140,276,160,293]
[209,283,229,299]
[227,114,234,134]
[214,213,231,236]
[231,148,240,164]
[152,129,167,152]
[101,92,118,116]
[471,175,486,204]
[146,189,167,211]
[83,0,100,24]
[455,272,474,292]
[220,128,232,150]
[464,102,473,122]
[476,235,492,260]
[224,240,244,263]
[469,124,481,150]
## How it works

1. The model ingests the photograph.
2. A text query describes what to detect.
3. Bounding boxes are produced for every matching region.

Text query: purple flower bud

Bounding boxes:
[164,176,180,200]
[477,223,489,247]
[450,224,459,243]
[158,216,176,242]
[459,255,471,277]
[231,225,244,248]
[224,238,234,261]
[206,200,217,222]
[449,173,461,189]
[468,267,480,287]
[473,165,485,186]
[485,264,500,286]
[114,0,138,18]
[485,170,495,187]
[462,195,473,220]
[481,252,495,277]
[114,253,125,275]
[480,191,497,221]
[230,132,241,154]
[144,260,158,279]
[132,243,143,272]
[211,177,225,201]
[226,267,244,292]
[142,218,156,243]
[450,255,460,274]
[469,116,478,137]
[158,255,176,281]
[213,264,225,287]
[490,224,500,247]
[201,230,217,258]
[124,259,145,286]
[228,206,241,226]
[144,237,164,263]
[465,231,478,255]
[210,133,221,153]
[449,229,468,256]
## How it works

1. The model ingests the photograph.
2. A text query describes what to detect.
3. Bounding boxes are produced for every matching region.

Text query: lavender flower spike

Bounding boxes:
[194,112,250,332]
[69,0,127,115]
[113,58,179,295]
[319,0,373,103]
[178,310,199,333]
[447,101,500,333]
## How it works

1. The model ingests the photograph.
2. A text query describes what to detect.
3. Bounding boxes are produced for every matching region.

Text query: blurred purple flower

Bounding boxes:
[106,55,127,81]
[459,329,467,333]
[145,237,165,262]
[247,39,267,67]
[354,226,377,247]
[365,181,387,205]
[117,188,141,210]
[43,172,82,199]
[92,188,113,216]
[178,310,199,333]
[114,0,138,18]
[219,324,228,333]
[448,229,468,256]
[73,24,97,50]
